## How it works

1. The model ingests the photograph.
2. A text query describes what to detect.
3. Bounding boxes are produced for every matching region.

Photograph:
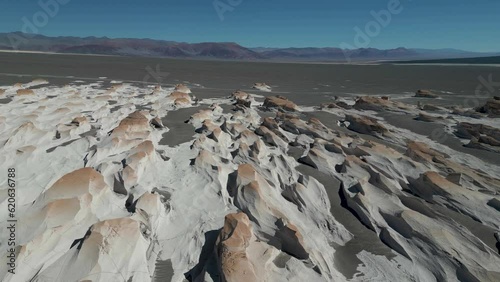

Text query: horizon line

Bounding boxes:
[1,31,498,54]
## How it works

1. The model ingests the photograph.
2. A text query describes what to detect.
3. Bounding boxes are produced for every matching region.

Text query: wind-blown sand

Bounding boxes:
[0,76,499,282]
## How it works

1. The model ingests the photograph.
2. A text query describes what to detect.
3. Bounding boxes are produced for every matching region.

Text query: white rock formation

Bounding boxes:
[0,82,499,282]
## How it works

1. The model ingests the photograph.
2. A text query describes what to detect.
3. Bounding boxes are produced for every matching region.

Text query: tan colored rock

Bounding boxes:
[263,96,299,112]
[71,116,88,126]
[226,122,247,135]
[279,116,334,140]
[17,89,35,95]
[32,78,48,84]
[190,109,213,123]
[200,119,219,132]
[465,138,500,153]
[479,135,500,147]
[353,96,412,111]
[406,141,500,192]
[345,114,388,136]
[406,141,446,162]
[414,89,438,98]
[45,168,107,201]
[476,98,500,117]
[112,111,150,137]
[232,90,249,101]
[217,212,258,282]
[192,149,221,169]
[150,116,164,128]
[232,91,252,107]
[129,140,155,157]
[252,83,271,92]
[237,164,258,185]
[451,107,484,119]
[53,108,71,114]
[169,91,191,101]
[262,117,279,130]
[94,94,113,101]
[255,126,287,148]
[456,122,500,147]
[321,101,352,110]
[422,104,444,111]
[150,85,163,94]
[174,84,191,93]
[174,97,191,106]
[410,171,457,199]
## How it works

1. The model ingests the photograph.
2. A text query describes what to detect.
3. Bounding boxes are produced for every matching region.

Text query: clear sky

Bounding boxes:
[1,0,499,51]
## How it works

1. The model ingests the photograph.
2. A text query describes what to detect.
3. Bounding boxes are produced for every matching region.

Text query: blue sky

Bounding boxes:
[1,0,499,51]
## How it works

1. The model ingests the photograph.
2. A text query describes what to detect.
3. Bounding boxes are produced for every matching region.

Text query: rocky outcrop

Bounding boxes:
[278,115,335,140]
[174,97,191,106]
[168,91,191,100]
[464,138,500,153]
[70,116,88,126]
[231,90,252,107]
[353,96,413,112]
[320,101,352,110]
[17,89,35,95]
[150,116,164,128]
[476,98,500,117]
[217,212,259,282]
[174,84,191,93]
[414,89,438,98]
[421,104,445,111]
[3,80,500,282]
[451,107,485,119]
[455,122,500,151]
[263,96,299,112]
[252,82,272,92]
[231,90,249,101]
[111,111,151,138]
[345,114,389,136]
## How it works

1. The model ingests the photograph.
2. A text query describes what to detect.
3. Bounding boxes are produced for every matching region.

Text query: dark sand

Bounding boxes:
[1,52,500,107]
[153,259,174,282]
[0,97,11,104]
[159,107,200,147]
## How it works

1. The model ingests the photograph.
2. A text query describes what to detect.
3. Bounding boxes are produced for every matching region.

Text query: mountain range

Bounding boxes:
[0,32,498,62]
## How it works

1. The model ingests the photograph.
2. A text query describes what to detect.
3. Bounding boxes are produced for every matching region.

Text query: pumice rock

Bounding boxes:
[17,89,35,95]
[217,212,259,282]
[263,95,300,112]
[353,96,413,112]
[455,122,500,150]
[344,114,389,136]
[253,82,272,92]
[414,89,438,98]
[2,81,500,282]
[476,98,500,117]
[174,83,192,93]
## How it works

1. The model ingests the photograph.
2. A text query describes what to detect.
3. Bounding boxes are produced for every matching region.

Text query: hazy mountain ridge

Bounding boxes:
[0,32,497,61]
[393,55,500,65]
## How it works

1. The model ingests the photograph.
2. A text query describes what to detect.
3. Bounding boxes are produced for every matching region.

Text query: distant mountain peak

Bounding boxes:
[0,32,497,62]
